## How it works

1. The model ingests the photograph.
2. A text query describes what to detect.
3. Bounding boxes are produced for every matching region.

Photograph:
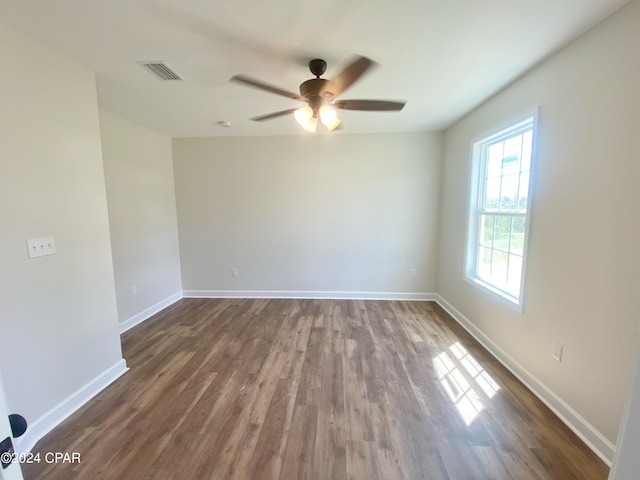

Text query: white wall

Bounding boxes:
[100,110,182,330]
[0,23,125,448]
[173,133,442,297]
[437,0,640,460]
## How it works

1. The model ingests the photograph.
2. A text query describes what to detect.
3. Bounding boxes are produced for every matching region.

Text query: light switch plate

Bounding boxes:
[27,236,56,258]
[553,342,563,362]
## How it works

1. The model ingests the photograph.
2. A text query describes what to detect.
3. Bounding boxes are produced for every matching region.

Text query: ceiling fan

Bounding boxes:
[230,56,405,132]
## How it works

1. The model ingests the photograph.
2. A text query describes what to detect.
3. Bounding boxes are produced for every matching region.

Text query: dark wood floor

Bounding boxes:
[24,299,608,479]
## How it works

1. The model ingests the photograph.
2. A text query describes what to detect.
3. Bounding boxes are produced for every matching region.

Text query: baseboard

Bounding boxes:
[119,291,183,334]
[14,359,128,454]
[434,294,615,466]
[182,290,437,301]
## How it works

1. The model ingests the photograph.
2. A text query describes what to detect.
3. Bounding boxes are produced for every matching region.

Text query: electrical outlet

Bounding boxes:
[409,269,417,278]
[131,285,137,296]
[231,267,238,277]
[27,236,56,258]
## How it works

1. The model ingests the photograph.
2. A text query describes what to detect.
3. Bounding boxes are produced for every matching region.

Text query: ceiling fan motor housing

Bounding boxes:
[299,78,334,101]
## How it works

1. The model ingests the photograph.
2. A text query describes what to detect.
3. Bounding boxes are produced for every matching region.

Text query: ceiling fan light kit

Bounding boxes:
[319,105,341,131]
[230,56,405,133]
[293,104,341,133]
[295,105,318,132]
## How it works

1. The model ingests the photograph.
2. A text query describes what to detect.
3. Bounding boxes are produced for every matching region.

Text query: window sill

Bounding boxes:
[463,275,523,313]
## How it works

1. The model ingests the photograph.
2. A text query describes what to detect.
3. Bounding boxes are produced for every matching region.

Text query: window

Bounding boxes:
[465,114,536,309]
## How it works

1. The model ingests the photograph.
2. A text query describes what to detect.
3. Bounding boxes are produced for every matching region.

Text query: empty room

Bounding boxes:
[1,0,639,479]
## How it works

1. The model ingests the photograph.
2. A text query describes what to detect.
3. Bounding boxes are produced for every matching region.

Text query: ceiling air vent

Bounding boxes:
[139,61,183,81]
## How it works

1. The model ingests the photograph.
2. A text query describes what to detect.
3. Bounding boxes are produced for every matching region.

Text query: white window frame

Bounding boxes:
[464,109,538,311]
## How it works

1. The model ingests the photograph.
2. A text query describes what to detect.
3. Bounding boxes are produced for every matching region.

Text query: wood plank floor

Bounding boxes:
[24,299,608,479]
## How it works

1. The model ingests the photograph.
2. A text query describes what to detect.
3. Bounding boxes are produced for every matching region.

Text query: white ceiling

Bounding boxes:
[0,0,629,137]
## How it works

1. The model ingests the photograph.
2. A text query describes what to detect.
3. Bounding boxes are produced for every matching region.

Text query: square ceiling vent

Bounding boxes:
[139,61,183,81]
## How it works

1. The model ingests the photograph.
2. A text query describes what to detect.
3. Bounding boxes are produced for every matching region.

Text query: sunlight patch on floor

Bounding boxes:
[433,342,501,425]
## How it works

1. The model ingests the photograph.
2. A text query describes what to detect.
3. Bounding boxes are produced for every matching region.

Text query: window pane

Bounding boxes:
[478,246,492,279]
[485,177,500,209]
[487,143,503,178]
[511,216,526,255]
[502,135,522,175]
[480,215,494,247]
[500,174,519,211]
[491,250,508,287]
[518,172,529,212]
[493,215,512,250]
[507,254,523,295]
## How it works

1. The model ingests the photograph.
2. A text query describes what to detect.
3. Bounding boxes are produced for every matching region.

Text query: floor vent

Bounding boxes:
[139,61,183,81]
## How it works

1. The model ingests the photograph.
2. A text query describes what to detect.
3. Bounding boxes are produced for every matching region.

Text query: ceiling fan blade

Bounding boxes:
[324,56,376,97]
[334,99,406,111]
[230,75,304,101]
[251,108,299,122]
